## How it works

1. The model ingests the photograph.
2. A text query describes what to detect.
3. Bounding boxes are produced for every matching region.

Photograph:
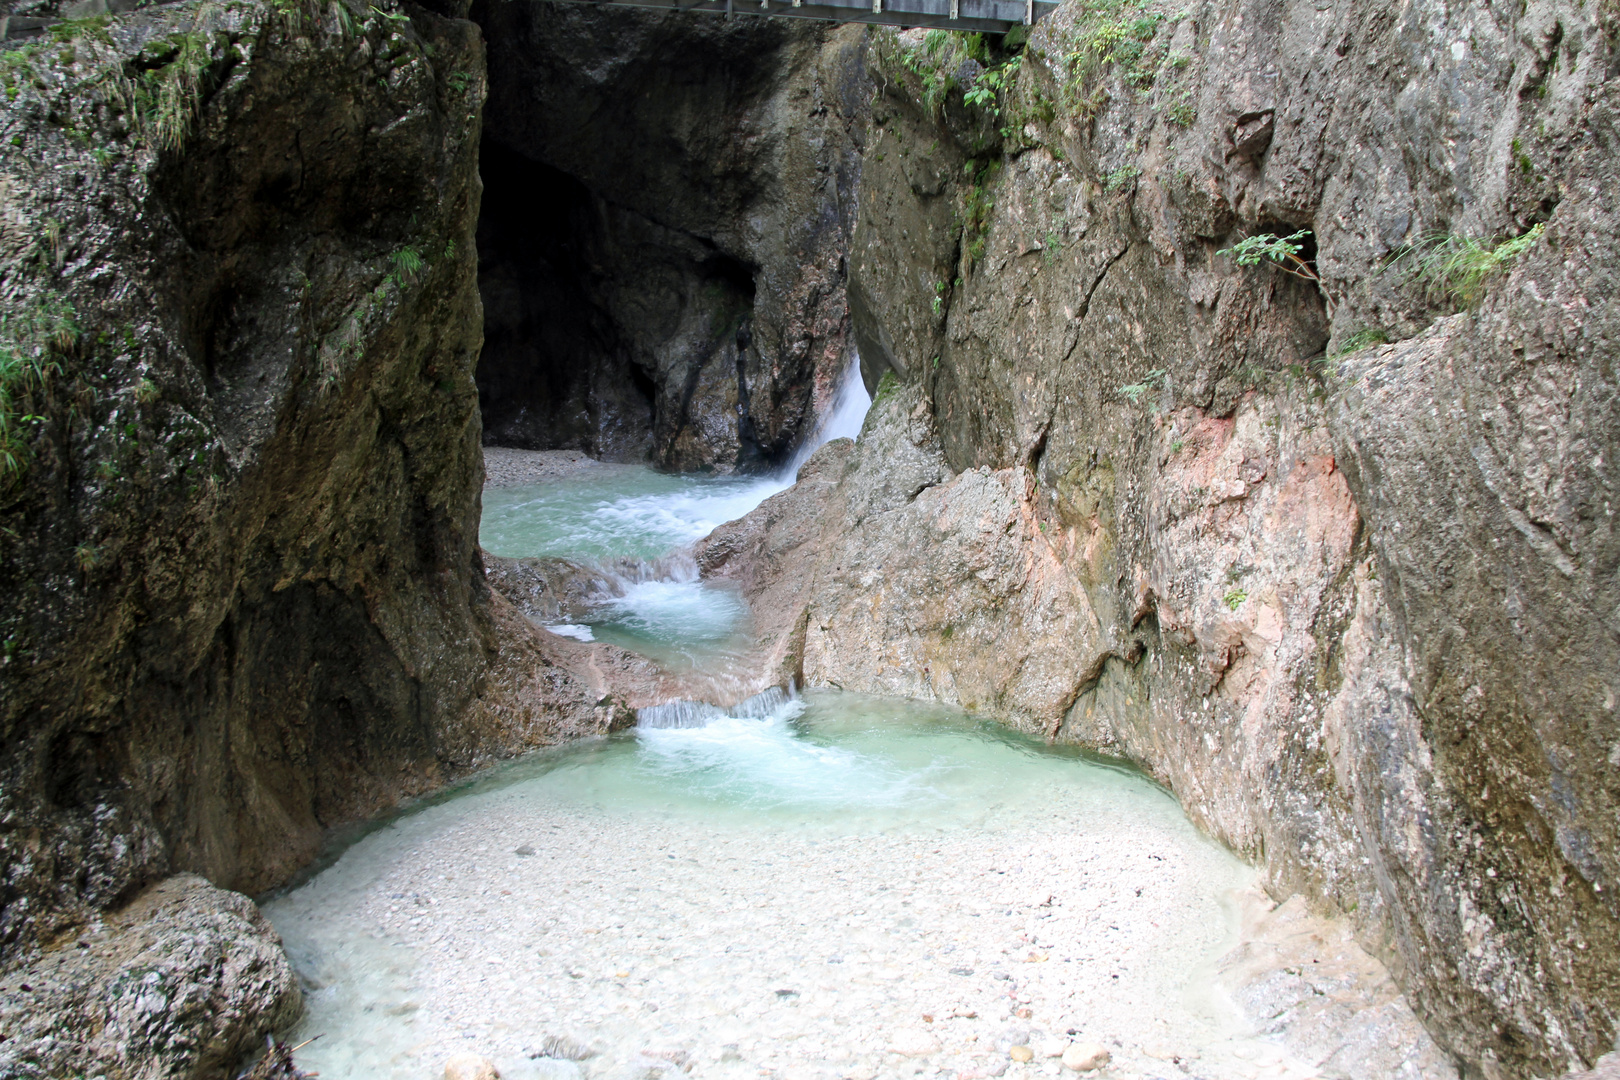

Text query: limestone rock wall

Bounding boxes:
[707,0,1620,1074]
[0,0,605,987]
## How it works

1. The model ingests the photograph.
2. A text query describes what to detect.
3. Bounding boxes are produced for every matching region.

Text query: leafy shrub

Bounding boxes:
[1218,230,1319,282]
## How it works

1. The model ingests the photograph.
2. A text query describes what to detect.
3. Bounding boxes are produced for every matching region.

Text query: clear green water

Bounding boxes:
[263,691,1253,1080]
[387,690,1173,832]
[480,467,791,563]
[267,400,1257,1078]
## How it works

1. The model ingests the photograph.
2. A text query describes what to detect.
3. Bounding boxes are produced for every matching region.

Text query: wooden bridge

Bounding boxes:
[548,0,1060,34]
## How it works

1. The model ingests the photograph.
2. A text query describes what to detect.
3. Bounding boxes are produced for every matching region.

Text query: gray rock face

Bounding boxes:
[709,0,1620,1072]
[0,0,607,981]
[0,874,300,1080]
[472,2,870,471]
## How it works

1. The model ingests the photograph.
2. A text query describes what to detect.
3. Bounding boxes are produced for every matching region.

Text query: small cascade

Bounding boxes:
[636,684,797,729]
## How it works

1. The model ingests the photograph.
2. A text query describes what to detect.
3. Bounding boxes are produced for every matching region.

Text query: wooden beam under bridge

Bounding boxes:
[544,0,1060,35]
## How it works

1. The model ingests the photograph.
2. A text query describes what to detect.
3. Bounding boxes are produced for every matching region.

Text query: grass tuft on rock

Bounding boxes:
[0,295,78,482]
[1388,222,1546,309]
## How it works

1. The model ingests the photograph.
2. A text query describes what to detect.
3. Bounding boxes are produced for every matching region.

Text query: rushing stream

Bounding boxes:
[264,362,1279,1080]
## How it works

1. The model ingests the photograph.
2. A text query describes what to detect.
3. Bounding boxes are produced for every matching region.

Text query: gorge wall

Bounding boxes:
[698,2,1620,1077]
[0,7,629,1071]
[471,0,867,470]
[0,0,1613,1078]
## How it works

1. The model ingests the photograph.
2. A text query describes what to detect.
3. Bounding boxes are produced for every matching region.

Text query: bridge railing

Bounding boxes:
[545,0,1061,34]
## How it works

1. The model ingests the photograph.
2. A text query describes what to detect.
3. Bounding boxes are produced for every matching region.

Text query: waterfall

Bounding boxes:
[780,349,871,480]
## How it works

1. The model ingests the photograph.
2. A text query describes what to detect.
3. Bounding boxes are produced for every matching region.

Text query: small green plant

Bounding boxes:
[49,15,113,46]
[0,295,78,481]
[958,158,1002,266]
[963,55,1022,118]
[1063,0,1164,100]
[387,246,424,287]
[1163,89,1196,127]
[1223,588,1247,610]
[1387,223,1546,308]
[932,281,946,315]
[1332,328,1389,357]
[116,27,217,152]
[328,0,357,37]
[906,29,990,114]
[1118,367,1167,403]
[74,542,103,572]
[1103,164,1141,192]
[1041,229,1064,265]
[38,217,63,271]
[447,70,472,94]
[1170,439,1184,454]
[135,377,160,404]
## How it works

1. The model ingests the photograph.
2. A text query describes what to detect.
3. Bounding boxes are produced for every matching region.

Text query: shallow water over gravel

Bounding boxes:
[263,694,1292,1080]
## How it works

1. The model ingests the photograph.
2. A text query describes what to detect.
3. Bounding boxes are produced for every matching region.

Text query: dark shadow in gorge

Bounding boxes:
[467,0,868,473]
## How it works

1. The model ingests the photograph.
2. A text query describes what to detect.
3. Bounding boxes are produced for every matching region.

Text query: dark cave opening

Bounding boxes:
[466,0,854,474]
[473,135,772,469]
[474,138,656,460]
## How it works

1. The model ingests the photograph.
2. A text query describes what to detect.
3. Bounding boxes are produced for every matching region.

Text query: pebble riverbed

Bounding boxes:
[264,697,1337,1080]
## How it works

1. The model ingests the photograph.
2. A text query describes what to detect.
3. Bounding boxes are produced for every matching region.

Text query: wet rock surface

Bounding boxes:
[0,874,300,1080]
[471,3,869,471]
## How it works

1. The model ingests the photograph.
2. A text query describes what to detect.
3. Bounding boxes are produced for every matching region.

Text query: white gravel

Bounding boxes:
[483,448,606,489]
[264,701,1344,1080]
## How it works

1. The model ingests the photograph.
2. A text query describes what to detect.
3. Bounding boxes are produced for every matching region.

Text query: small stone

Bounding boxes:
[515,845,535,857]
[444,1053,500,1080]
[1009,1046,1035,1063]
[892,1029,942,1056]
[1035,1039,1067,1058]
[1060,1043,1110,1072]
[539,1035,592,1061]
